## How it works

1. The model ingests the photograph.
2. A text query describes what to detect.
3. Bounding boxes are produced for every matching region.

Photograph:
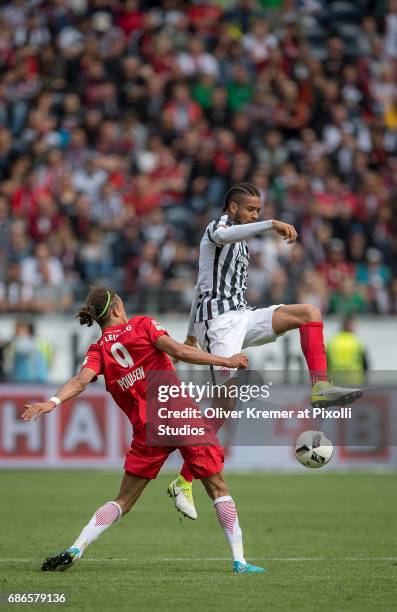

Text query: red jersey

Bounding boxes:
[81,316,174,426]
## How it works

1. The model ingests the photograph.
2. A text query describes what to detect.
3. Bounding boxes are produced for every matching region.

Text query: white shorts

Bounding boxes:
[194,305,284,382]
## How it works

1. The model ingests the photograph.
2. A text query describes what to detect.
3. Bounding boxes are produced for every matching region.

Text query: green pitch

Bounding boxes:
[1,470,397,612]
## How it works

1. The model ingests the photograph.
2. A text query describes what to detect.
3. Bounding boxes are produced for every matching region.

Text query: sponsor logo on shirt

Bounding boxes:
[236,251,249,268]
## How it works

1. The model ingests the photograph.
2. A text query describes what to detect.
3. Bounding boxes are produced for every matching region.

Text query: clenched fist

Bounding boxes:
[272,220,298,244]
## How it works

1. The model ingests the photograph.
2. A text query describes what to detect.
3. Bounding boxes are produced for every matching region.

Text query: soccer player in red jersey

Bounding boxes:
[22,286,265,574]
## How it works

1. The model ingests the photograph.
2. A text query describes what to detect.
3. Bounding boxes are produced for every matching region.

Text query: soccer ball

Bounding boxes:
[294,430,333,468]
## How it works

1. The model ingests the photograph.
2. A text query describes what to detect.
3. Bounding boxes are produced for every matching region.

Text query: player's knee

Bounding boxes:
[302,304,322,323]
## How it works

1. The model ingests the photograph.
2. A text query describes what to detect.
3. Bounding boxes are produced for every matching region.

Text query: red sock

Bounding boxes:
[180,465,194,482]
[299,322,328,385]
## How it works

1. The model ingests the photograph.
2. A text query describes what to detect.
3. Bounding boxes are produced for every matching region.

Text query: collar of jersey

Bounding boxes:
[101,321,130,334]
[102,326,120,335]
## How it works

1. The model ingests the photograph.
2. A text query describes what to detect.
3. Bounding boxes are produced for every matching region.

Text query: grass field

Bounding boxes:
[1,470,397,612]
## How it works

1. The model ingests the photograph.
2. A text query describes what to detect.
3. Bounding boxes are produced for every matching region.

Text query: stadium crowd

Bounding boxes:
[0,0,396,317]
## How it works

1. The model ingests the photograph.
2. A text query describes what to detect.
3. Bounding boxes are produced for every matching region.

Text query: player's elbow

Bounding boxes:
[157,336,185,361]
[212,230,227,246]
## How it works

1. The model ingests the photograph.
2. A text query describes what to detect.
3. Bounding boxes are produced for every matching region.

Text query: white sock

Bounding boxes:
[213,495,246,564]
[71,501,122,555]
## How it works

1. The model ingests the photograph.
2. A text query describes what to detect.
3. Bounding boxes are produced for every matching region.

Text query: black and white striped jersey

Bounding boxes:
[186,215,273,332]
[195,215,250,321]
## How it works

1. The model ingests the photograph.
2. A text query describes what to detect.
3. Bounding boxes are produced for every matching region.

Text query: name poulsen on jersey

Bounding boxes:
[117,367,145,391]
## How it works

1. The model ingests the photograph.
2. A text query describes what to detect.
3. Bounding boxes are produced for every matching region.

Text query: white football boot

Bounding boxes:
[167,476,197,520]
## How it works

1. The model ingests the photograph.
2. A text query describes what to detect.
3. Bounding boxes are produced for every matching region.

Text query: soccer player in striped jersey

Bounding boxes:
[168,182,363,520]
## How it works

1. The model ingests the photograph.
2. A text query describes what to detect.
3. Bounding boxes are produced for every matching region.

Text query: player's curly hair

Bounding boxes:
[223,182,260,212]
[77,286,117,327]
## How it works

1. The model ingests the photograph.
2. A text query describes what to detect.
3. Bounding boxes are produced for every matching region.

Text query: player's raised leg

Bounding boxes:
[41,472,149,571]
[201,472,265,574]
[272,304,363,407]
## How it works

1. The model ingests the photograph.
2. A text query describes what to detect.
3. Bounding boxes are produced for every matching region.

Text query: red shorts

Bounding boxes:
[124,435,224,480]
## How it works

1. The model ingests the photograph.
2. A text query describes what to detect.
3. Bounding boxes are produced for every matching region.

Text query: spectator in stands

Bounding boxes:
[163,241,195,312]
[72,157,108,200]
[296,270,329,315]
[78,227,111,284]
[5,321,53,383]
[329,276,369,316]
[326,317,369,386]
[21,241,63,287]
[317,239,355,292]
[0,260,33,313]
[356,248,391,313]
[263,268,294,306]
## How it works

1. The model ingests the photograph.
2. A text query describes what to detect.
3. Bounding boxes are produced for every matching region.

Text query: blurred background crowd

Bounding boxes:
[1,0,397,320]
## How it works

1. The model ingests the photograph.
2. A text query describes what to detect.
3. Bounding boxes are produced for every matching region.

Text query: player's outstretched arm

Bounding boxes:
[155,335,248,369]
[21,367,97,422]
[212,219,297,245]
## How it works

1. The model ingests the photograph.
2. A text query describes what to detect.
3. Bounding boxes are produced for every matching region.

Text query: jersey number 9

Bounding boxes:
[111,342,134,368]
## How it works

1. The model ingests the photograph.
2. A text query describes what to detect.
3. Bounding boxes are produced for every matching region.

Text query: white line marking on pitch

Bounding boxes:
[1,557,397,563]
